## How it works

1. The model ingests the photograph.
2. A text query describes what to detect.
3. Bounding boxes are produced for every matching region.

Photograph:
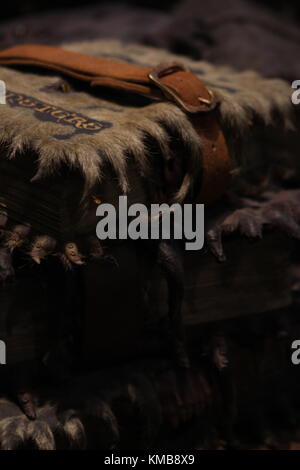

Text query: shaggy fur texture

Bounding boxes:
[65,40,293,170]
[0,39,293,208]
[0,365,163,450]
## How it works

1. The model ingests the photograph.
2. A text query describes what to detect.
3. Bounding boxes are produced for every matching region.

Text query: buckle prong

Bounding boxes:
[148,62,218,113]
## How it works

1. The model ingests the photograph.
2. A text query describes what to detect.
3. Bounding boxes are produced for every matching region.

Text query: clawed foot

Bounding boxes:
[212,335,230,370]
[207,208,262,262]
[16,391,36,420]
[207,189,300,261]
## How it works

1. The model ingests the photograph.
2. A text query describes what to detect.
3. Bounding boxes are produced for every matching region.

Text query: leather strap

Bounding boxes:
[0,44,231,203]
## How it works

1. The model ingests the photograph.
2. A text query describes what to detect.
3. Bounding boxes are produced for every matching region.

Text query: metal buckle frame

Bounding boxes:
[148,62,218,113]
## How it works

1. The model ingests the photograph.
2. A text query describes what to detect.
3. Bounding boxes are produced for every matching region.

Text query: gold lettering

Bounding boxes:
[64,116,87,128]
[34,105,55,113]
[19,98,35,107]
[49,110,69,120]
[6,90,103,132]
[81,121,102,131]
[14,94,25,104]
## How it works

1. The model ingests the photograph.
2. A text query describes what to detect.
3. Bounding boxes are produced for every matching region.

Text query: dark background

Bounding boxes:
[1,0,299,20]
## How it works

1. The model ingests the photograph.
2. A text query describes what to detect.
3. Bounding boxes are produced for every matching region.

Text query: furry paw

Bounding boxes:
[207,208,262,261]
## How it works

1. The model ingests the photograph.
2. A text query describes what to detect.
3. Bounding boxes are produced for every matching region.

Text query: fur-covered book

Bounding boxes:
[0,38,298,449]
[0,38,296,363]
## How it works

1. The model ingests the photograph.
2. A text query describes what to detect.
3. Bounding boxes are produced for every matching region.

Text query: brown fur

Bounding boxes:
[0,39,293,206]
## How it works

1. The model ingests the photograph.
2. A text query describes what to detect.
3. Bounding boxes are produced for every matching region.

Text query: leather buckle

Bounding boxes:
[148,62,218,113]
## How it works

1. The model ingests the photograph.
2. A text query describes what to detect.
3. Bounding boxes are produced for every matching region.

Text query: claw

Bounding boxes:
[212,335,230,371]
[16,392,36,421]
[207,191,300,261]
[221,209,263,238]
[207,209,262,261]
[207,227,226,262]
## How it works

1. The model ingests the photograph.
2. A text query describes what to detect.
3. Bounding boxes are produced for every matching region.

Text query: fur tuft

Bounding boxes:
[0,38,293,206]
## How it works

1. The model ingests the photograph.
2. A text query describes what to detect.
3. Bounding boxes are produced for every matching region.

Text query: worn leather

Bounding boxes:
[0,44,231,204]
[192,113,231,204]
